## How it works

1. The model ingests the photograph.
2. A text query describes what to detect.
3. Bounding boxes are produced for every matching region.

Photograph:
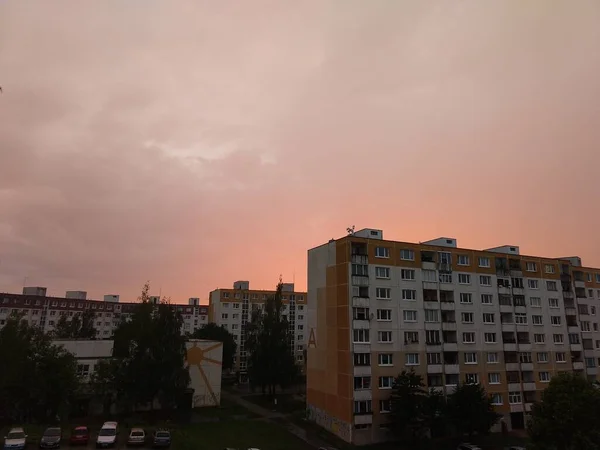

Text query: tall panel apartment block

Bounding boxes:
[307,228,600,445]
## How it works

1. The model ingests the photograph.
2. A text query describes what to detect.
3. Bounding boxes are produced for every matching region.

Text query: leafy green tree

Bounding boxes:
[53,309,97,339]
[446,383,500,438]
[528,372,600,450]
[245,279,299,396]
[0,313,79,422]
[189,322,237,371]
[389,370,428,440]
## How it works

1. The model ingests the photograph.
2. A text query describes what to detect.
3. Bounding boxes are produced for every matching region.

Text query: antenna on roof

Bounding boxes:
[346,225,355,236]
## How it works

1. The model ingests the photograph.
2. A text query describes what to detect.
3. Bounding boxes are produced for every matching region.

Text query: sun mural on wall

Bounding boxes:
[185,341,222,405]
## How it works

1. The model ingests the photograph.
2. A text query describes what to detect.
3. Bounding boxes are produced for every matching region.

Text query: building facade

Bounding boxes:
[209,280,307,375]
[306,228,600,445]
[0,289,209,337]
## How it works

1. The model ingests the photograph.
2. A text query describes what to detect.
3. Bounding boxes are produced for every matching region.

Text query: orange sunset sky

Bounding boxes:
[1,1,600,304]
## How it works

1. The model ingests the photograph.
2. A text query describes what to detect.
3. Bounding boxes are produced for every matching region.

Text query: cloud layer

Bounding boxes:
[1,1,600,302]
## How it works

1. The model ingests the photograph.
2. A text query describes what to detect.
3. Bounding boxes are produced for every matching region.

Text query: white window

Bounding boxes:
[458,274,471,284]
[405,353,419,365]
[354,353,371,366]
[457,255,470,265]
[545,264,555,274]
[439,273,452,283]
[377,309,392,321]
[529,297,541,307]
[427,352,441,364]
[426,330,440,344]
[478,257,491,268]
[539,372,551,382]
[404,331,419,343]
[375,247,390,258]
[460,293,472,304]
[378,331,393,343]
[548,298,559,308]
[581,321,591,332]
[553,334,564,344]
[464,352,477,364]
[354,376,371,390]
[400,249,415,261]
[515,313,527,324]
[402,289,417,300]
[537,352,549,362]
[379,400,391,413]
[524,262,537,272]
[461,312,474,324]
[551,316,562,326]
[379,376,394,389]
[547,281,557,291]
[465,373,479,384]
[462,332,475,343]
[401,269,415,280]
[353,329,370,343]
[375,267,390,279]
[376,288,391,299]
[532,315,543,325]
[479,275,492,286]
[555,352,566,362]
[424,309,439,323]
[488,373,500,384]
[481,294,493,304]
[484,332,496,343]
[422,270,436,282]
[378,353,393,366]
[403,310,417,322]
[221,313,228,319]
[490,394,503,405]
[534,334,545,343]
[487,352,499,363]
[483,313,495,324]
[509,391,522,404]
[596,273,600,283]
[527,279,539,289]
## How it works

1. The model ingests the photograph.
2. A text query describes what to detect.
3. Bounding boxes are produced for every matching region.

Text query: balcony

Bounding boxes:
[573,361,585,370]
[354,414,373,425]
[523,382,537,391]
[442,322,457,331]
[508,383,521,391]
[351,254,368,265]
[353,320,370,329]
[506,363,520,371]
[503,343,517,352]
[442,342,458,351]
[352,275,369,287]
[444,364,460,374]
[423,289,438,302]
[353,366,372,377]
[427,364,443,374]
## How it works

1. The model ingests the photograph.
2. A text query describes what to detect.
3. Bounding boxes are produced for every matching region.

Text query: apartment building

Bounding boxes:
[306,228,600,445]
[0,288,209,337]
[208,280,307,376]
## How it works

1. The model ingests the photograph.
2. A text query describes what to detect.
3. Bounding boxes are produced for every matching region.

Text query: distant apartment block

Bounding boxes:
[306,228,600,445]
[0,288,209,337]
[209,280,307,376]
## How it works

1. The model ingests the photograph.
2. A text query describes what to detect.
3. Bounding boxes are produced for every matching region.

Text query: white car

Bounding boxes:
[4,428,27,450]
[457,444,482,450]
[96,422,118,448]
[126,429,145,447]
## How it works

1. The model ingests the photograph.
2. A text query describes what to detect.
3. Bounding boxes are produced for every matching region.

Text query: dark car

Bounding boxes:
[39,428,61,449]
[68,427,89,446]
[152,430,171,448]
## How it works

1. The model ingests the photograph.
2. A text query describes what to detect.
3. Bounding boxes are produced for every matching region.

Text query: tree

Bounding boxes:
[446,383,500,438]
[389,370,428,440]
[0,313,79,422]
[421,388,448,438]
[528,372,600,450]
[244,279,299,396]
[189,323,237,371]
[53,309,97,339]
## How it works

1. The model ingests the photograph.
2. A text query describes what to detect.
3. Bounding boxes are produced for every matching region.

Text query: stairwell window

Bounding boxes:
[376,288,391,300]
[401,269,416,280]
[458,274,471,284]
[375,247,389,258]
[400,249,415,261]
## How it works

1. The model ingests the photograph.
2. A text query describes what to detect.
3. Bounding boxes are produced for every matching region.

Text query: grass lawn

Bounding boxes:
[242,394,306,414]
[192,397,260,420]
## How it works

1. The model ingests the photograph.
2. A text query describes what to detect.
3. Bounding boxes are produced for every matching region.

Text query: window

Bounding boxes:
[596,273,600,283]
[458,274,471,284]
[375,267,390,279]
[375,247,389,258]
[529,297,541,307]
[352,264,369,276]
[585,358,596,368]
[353,307,369,320]
[551,316,562,326]
[402,289,417,300]
[462,332,475,343]
[487,352,499,363]
[548,298,559,308]
[490,394,503,405]
[515,313,527,324]
[465,373,479,384]
[488,373,500,384]
[509,392,522,404]
[479,275,492,286]
[378,331,393,343]
[481,294,493,304]
[461,312,474,324]
[464,352,477,364]
[484,332,497,343]
[404,331,419,344]
[547,281,557,291]
[426,330,440,344]
[457,255,470,265]
[354,353,371,366]
[377,309,391,321]
[379,376,394,388]
[483,313,495,324]
[532,315,543,325]
[459,293,472,304]
[555,352,566,363]
[405,353,419,365]
[376,288,391,299]
[527,279,539,289]
[539,372,551,382]
[534,334,545,343]
[526,262,537,272]
[545,264,555,274]
[400,249,415,261]
[354,376,371,390]
[353,400,372,414]
[424,309,439,323]
[422,270,436,282]
[519,352,532,363]
[401,269,415,280]
[403,310,417,322]
[378,353,393,366]
[553,334,564,344]
[221,313,228,319]
[379,399,391,413]
[427,353,441,364]
[479,257,491,268]
[537,352,549,363]
[77,364,90,377]
[353,329,370,343]
[581,321,591,332]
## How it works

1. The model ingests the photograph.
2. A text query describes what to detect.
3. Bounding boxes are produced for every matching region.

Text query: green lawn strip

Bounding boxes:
[193,397,260,419]
[242,394,306,414]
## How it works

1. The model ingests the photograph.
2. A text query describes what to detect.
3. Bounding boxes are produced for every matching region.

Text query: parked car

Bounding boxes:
[96,422,118,448]
[457,444,482,450]
[152,430,171,448]
[69,427,89,446]
[506,447,527,450]
[126,429,145,447]
[39,428,61,449]
[3,428,27,450]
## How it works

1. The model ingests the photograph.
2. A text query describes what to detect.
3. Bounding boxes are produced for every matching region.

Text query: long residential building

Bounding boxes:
[0,288,209,337]
[209,280,307,376]
[306,228,600,445]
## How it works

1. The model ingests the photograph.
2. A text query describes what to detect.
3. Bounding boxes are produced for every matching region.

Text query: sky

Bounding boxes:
[1,1,600,304]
